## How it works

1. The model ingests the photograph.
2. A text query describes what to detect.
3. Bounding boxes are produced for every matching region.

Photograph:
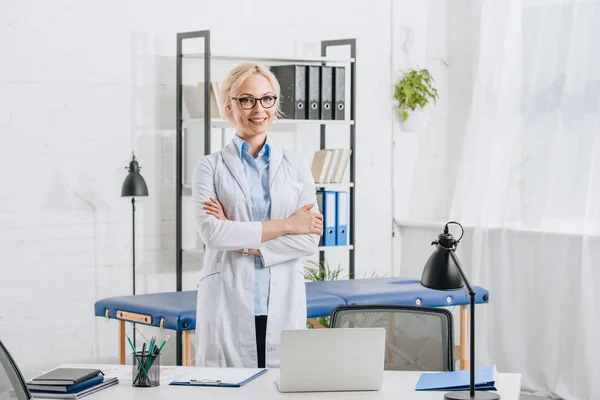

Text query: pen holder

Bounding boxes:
[132,352,160,387]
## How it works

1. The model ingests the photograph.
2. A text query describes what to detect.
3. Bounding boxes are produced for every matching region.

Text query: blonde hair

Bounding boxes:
[220,63,283,124]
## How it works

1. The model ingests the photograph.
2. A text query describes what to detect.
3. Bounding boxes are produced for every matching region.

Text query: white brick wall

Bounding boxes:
[0,0,401,376]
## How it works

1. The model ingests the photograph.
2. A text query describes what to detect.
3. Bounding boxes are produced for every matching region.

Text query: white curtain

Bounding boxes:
[452,1,600,399]
[404,0,600,398]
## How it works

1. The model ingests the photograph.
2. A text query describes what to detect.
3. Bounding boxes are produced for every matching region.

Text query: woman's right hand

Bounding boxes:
[287,204,324,235]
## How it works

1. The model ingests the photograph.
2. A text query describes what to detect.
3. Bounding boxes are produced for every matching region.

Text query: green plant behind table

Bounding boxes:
[303,259,344,329]
[303,260,385,329]
[394,68,439,123]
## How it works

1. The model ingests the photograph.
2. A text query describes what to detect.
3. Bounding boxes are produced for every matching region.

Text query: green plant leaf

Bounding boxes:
[394,67,439,122]
[401,110,408,122]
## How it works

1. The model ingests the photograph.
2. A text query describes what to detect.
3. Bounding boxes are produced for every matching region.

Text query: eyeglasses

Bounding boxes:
[231,95,277,110]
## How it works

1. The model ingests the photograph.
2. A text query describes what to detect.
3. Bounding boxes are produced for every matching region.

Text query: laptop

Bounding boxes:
[275,327,386,393]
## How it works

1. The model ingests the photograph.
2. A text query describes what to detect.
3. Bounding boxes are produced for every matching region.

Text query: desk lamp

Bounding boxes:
[121,152,148,346]
[420,221,499,400]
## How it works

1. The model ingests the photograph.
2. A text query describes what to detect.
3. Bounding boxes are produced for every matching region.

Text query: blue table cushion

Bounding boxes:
[94,290,197,331]
[94,288,346,330]
[306,292,346,318]
[94,278,490,331]
[305,278,489,308]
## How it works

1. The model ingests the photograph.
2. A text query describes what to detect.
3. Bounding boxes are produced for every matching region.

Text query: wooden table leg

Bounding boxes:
[306,318,326,329]
[118,320,126,364]
[182,331,192,366]
[459,305,468,370]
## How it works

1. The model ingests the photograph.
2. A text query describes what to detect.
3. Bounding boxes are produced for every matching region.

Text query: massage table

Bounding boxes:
[94,278,489,369]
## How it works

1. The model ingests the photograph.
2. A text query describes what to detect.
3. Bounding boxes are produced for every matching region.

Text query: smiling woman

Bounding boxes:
[192,62,324,370]
[220,63,284,133]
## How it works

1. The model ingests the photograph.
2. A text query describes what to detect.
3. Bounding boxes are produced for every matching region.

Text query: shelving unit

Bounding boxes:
[175,30,356,365]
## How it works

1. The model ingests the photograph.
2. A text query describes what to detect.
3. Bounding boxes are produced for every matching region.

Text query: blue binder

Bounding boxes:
[335,191,348,246]
[322,191,337,246]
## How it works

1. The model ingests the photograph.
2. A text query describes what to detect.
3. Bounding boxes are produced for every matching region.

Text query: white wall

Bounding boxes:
[0,0,396,376]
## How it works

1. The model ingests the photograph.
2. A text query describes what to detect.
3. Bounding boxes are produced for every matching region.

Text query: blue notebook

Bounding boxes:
[28,375,104,393]
[170,367,267,388]
[415,365,497,391]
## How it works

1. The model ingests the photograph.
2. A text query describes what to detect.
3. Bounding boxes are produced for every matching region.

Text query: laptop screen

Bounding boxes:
[0,341,30,400]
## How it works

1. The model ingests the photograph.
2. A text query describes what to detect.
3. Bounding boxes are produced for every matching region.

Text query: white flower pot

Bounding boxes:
[400,109,428,133]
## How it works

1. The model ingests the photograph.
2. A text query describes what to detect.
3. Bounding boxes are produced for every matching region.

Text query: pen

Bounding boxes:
[146,335,170,371]
[145,337,155,371]
[157,335,171,354]
[126,335,151,384]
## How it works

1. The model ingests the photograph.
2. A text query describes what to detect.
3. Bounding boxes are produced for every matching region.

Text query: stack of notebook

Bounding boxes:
[26,367,118,399]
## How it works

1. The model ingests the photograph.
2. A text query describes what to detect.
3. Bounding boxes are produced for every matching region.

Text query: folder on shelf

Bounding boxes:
[335,191,348,246]
[316,190,324,246]
[333,66,346,120]
[415,365,497,391]
[270,65,306,119]
[320,66,334,120]
[322,190,337,246]
[307,65,320,120]
[170,367,268,388]
[311,149,333,183]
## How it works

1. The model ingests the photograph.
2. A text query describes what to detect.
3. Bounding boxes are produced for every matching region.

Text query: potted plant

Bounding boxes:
[394,67,439,123]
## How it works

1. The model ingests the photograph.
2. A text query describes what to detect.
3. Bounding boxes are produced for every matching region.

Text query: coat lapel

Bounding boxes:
[221,140,250,201]
[268,144,283,190]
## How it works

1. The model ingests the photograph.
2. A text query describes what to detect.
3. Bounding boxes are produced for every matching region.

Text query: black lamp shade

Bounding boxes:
[121,155,149,197]
[420,231,464,290]
[421,246,464,290]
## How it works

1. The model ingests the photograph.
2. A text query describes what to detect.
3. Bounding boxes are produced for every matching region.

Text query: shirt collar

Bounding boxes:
[233,134,271,159]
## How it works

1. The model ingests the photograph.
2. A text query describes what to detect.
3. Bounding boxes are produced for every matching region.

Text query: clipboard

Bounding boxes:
[169,367,268,388]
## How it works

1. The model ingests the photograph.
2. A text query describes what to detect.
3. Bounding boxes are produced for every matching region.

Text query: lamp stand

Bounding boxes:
[443,250,499,400]
[131,197,137,348]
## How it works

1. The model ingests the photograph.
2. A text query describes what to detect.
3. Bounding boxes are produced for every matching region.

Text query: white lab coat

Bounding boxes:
[192,138,320,368]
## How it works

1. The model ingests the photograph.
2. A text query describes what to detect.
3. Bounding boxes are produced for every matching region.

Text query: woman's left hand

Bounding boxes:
[204,197,228,221]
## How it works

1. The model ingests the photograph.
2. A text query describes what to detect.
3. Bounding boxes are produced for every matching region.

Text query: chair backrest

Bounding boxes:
[0,340,30,400]
[330,305,454,372]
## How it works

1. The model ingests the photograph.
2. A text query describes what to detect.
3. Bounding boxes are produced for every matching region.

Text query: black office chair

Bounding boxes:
[0,340,31,400]
[330,305,455,372]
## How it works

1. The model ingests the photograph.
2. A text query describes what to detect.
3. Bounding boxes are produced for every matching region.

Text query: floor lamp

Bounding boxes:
[121,152,148,347]
[420,221,500,400]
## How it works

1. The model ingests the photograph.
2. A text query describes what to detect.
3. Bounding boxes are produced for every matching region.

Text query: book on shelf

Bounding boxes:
[182,81,224,119]
[311,148,352,184]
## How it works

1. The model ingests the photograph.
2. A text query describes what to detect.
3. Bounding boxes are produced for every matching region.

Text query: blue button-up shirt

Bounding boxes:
[233,134,271,316]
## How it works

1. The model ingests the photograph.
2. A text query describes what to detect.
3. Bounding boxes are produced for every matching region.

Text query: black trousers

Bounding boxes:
[255,315,267,368]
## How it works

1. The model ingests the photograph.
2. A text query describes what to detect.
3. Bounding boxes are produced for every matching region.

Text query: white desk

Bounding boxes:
[52,364,521,400]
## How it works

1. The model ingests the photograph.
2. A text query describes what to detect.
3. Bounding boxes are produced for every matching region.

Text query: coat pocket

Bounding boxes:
[197,271,221,288]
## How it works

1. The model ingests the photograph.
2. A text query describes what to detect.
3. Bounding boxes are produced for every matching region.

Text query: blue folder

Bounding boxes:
[322,191,336,246]
[415,365,497,391]
[335,191,348,246]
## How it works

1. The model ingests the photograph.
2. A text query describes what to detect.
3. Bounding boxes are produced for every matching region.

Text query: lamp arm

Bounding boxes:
[449,248,476,398]
[448,249,474,297]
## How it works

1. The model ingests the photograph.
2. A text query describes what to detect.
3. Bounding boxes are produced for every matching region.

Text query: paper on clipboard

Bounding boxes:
[170,367,267,387]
